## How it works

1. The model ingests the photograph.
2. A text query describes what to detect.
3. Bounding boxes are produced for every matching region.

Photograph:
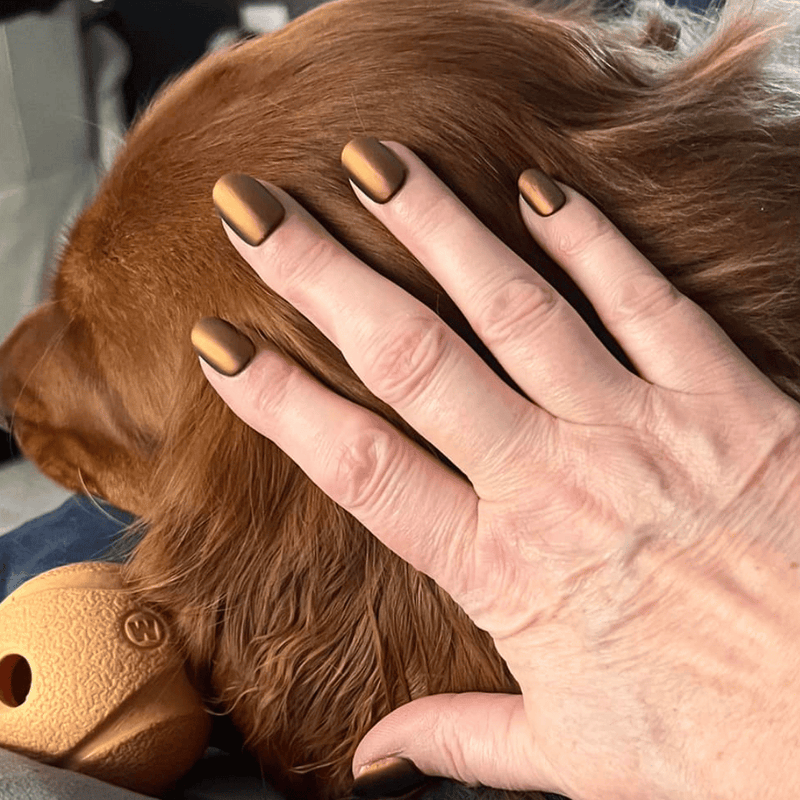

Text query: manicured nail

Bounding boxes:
[518,168,566,216]
[352,757,429,799]
[191,317,255,377]
[341,137,407,204]
[212,174,285,246]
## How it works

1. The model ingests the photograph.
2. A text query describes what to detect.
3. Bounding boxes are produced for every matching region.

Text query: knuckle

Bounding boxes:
[244,350,303,421]
[549,203,617,262]
[607,272,683,328]
[327,424,403,512]
[436,718,473,784]
[392,189,460,245]
[473,276,559,347]
[361,315,452,406]
[271,233,338,297]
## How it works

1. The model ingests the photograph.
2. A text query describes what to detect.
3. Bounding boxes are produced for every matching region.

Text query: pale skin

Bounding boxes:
[199,141,800,800]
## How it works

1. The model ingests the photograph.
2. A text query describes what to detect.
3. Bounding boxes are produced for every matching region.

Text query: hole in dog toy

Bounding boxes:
[0,654,32,707]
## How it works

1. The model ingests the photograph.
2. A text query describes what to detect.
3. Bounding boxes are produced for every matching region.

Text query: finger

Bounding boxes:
[342,139,641,424]
[212,174,545,494]
[351,693,557,795]
[197,346,479,595]
[518,185,777,396]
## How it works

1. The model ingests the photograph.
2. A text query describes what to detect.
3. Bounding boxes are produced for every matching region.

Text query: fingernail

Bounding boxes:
[341,137,407,204]
[352,757,429,798]
[212,174,285,247]
[191,317,256,377]
[518,168,566,216]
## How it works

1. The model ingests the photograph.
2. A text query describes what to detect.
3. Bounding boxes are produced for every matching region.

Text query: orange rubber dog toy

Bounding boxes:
[0,561,211,796]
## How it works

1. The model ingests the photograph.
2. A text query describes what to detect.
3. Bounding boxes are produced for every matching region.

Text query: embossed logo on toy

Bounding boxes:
[122,609,167,649]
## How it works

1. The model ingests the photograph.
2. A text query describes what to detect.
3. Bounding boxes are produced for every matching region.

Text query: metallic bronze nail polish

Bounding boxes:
[518,168,566,217]
[191,317,256,377]
[341,137,407,204]
[212,174,285,246]
[352,757,429,799]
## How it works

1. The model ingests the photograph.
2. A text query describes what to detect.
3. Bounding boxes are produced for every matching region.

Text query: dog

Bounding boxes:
[1,0,798,796]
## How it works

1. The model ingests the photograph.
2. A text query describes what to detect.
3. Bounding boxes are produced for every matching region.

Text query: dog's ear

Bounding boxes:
[0,303,157,514]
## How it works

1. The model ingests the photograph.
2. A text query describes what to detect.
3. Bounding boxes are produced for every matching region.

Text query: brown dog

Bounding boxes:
[1,0,798,796]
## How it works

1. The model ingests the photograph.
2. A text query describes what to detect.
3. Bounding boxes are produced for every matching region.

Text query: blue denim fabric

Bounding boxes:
[0,494,137,602]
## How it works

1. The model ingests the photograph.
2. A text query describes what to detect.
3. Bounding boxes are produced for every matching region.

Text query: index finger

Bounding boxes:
[197,337,480,594]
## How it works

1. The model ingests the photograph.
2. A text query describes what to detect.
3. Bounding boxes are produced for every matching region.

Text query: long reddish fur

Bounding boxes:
[1,0,798,796]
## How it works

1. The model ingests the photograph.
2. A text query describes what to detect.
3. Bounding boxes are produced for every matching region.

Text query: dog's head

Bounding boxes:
[1,0,798,795]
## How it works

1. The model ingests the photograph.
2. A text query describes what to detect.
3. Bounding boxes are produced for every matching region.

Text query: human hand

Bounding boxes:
[193,138,800,800]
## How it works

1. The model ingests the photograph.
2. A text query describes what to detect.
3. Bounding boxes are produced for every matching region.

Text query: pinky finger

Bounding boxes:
[518,183,775,398]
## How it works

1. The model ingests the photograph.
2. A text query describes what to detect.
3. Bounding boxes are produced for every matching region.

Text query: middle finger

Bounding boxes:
[342,139,641,424]
[213,172,543,490]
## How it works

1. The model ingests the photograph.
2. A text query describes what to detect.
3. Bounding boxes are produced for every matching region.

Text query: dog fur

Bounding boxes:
[1,0,798,796]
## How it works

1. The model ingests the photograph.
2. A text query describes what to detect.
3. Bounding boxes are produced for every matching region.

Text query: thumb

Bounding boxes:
[352,692,556,795]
